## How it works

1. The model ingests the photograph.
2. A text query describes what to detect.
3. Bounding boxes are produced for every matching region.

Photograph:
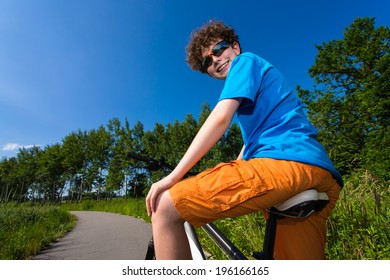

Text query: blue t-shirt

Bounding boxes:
[219,52,343,186]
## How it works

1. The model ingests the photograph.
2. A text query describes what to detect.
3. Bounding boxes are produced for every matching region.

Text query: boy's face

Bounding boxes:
[201,39,241,80]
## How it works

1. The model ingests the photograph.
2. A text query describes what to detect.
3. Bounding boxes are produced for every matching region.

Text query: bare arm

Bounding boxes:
[168,98,242,182]
[146,98,242,215]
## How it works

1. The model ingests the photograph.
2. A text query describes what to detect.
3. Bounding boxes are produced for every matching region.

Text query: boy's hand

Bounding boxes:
[146,175,177,217]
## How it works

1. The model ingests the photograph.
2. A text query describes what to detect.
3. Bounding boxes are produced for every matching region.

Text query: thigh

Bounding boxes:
[169,159,276,227]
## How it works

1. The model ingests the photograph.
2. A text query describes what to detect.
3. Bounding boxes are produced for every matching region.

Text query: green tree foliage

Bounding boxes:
[86,126,111,200]
[0,157,20,202]
[36,144,66,204]
[297,17,389,179]
[15,147,41,202]
[106,118,126,198]
[61,130,89,201]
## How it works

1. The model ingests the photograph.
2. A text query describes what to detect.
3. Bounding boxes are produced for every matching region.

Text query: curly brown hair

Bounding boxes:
[186,20,240,72]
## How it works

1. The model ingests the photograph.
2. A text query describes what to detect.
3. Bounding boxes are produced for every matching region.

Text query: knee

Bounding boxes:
[151,190,183,225]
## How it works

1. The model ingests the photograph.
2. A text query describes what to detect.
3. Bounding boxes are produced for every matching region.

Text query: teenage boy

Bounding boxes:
[146,20,343,260]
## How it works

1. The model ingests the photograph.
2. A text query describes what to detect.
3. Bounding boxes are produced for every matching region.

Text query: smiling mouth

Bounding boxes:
[217,61,229,73]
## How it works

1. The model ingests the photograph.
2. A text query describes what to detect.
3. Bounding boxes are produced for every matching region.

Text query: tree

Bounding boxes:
[217,123,243,163]
[297,17,389,179]
[0,157,18,203]
[106,118,126,198]
[36,144,66,204]
[17,146,41,203]
[62,130,89,201]
[86,126,111,200]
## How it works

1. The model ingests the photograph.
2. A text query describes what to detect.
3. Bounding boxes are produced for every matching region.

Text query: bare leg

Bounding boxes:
[151,190,192,259]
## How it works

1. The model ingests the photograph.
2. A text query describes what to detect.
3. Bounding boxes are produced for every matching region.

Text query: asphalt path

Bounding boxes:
[32,211,152,260]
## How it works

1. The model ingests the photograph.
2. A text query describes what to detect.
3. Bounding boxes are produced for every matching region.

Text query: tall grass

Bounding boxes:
[0,205,76,259]
[326,171,390,259]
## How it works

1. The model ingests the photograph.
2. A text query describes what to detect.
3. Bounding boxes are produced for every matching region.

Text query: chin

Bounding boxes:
[218,68,229,80]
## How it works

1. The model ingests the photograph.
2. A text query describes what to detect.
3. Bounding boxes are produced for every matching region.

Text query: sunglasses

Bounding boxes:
[200,41,230,73]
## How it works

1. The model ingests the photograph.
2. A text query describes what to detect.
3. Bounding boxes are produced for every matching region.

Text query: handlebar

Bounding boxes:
[127,152,175,171]
[127,152,198,177]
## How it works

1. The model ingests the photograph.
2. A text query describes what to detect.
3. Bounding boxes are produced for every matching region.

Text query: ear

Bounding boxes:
[232,42,241,55]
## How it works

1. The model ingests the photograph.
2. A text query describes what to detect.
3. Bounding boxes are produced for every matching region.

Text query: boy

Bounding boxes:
[146,20,343,259]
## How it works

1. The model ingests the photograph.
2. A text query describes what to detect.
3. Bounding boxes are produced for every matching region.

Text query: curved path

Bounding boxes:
[32,211,152,260]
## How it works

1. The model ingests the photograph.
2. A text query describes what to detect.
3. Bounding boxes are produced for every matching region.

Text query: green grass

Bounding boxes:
[0,205,76,259]
[326,172,390,259]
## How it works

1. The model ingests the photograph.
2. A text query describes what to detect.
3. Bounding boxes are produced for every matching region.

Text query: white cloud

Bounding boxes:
[2,143,40,151]
[2,143,20,151]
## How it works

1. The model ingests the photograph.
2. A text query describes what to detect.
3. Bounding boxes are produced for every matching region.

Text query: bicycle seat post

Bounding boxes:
[253,189,329,260]
[261,210,280,259]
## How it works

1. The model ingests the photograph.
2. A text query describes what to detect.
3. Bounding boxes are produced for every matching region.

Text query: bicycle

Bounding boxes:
[128,153,329,260]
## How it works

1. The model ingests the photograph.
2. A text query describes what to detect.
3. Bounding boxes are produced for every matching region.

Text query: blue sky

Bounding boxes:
[0,0,389,159]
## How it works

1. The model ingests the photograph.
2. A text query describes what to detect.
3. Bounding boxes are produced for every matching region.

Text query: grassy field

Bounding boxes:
[326,172,390,259]
[1,171,388,260]
[0,205,76,259]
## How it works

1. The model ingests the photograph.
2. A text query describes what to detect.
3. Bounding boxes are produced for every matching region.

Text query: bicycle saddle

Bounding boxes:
[269,189,329,218]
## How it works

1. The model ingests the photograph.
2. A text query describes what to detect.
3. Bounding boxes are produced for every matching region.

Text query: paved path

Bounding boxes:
[32,211,152,260]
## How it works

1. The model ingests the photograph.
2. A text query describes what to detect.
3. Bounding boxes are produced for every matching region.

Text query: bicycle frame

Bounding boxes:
[200,223,247,260]
[146,222,248,260]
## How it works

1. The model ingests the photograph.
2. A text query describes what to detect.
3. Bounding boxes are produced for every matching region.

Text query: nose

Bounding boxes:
[211,55,221,66]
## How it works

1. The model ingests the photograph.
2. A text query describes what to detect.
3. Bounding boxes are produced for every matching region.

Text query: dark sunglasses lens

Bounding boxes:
[201,56,212,72]
[213,42,229,56]
[200,41,229,72]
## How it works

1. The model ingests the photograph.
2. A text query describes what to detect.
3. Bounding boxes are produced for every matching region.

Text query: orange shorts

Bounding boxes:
[169,158,341,259]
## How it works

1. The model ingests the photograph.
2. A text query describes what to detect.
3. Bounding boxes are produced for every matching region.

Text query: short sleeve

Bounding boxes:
[219,53,267,107]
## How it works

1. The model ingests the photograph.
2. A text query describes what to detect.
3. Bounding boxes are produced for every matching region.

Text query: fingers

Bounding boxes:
[146,182,161,216]
[145,176,176,217]
[146,185,155,216]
